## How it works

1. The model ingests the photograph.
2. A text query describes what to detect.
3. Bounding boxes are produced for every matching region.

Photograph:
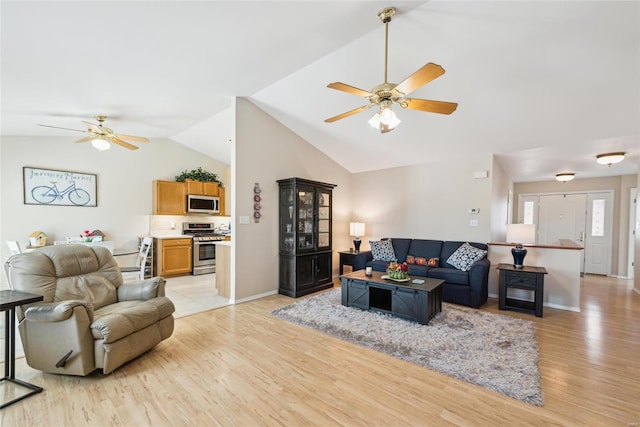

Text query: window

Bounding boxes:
[591,199,605,237]
[523,201,535,225]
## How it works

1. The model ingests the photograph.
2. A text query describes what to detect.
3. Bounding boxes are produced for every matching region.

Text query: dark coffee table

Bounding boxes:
[340,270,444,325]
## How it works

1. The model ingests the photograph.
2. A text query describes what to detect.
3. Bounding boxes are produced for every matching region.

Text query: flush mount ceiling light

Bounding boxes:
[596,152,625,166]
[555,173,575,182]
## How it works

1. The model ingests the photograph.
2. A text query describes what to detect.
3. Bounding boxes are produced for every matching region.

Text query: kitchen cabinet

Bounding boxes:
[219,187,226,216]
[155,238,192,277]
[153,180,186,215]
[277,177,336,298]
[186,179,221,197]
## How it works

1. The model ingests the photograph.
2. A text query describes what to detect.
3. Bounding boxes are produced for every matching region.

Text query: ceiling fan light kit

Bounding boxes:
[38,115,149,151]
[596,152,625,166]
[555,173,575,182]
[91,138,111,151]
[325,6,457,133]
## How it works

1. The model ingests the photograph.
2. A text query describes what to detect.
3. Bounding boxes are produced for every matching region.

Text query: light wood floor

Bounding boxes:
[2,274,639,426]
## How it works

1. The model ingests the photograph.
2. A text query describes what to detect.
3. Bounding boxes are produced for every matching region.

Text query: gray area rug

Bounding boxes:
[272,289,542,406]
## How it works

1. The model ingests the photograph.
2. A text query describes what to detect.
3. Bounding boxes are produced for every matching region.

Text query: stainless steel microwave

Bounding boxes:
[187,195,220,214]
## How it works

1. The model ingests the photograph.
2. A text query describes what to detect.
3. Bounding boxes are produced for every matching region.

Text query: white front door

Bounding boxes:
[584,191,614,275]
[537,194,587,246]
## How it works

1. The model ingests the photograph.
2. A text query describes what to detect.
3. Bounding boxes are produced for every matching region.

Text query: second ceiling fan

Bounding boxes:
[325,7,458,133]
[39,115,149,150]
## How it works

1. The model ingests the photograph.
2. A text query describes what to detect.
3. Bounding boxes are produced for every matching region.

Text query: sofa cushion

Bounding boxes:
[407,239,443,260]
[367,260,391,272]
[427,257,439,267]
[428,268,470,286]
[446,242,488,272]
[90,297,175,343]
[370,240,396,262]
[407,264,429,277]
[390,238,412,262]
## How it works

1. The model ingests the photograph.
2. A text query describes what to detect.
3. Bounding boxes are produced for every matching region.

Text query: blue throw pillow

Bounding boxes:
[370,239,396,262]
[446,242,487,272]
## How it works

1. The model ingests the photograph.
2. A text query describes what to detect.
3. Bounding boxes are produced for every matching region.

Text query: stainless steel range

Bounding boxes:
[182,222,225,275]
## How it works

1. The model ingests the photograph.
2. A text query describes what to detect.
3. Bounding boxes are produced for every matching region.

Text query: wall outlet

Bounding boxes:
[470,219,479,227]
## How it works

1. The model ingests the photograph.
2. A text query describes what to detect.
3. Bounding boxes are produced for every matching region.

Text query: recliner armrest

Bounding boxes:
[25,300,94,323]
[118,277,167,301]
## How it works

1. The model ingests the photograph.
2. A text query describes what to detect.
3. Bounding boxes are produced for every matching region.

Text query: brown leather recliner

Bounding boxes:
[4,244,175,376]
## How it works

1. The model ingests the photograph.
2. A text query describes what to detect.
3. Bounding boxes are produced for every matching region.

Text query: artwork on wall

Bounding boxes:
[23,167,97,207]
[253,182,262,223]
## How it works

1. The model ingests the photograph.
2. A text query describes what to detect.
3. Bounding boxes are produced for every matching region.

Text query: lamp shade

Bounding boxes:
[349,222,365,237]
[506,224,536,244]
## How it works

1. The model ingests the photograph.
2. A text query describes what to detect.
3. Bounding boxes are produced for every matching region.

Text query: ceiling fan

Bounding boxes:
[38,115,149,150]
[325,7,458,133]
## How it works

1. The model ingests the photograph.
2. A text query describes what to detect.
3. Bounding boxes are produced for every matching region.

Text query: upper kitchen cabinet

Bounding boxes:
[153,180,186,215]
[186,179,220,197]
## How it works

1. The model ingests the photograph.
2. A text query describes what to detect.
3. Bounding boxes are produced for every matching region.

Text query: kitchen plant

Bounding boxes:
[175,167,223,187]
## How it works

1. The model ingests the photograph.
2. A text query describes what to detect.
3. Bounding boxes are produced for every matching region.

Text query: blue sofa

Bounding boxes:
[352,238,490,308]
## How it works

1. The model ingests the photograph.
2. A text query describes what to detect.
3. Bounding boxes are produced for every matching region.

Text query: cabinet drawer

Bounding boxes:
[504,271,537,288]
[161,238,192,247]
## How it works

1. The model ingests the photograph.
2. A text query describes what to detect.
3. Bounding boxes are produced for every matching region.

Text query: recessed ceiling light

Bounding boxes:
[596,152,625,166]
[555,173,575,182]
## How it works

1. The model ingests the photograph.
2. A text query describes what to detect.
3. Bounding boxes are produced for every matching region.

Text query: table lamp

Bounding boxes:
[506,224,536,268]
[349,222,365,252]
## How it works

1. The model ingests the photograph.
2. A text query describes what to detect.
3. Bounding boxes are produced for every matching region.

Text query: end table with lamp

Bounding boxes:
[1,290,44,409]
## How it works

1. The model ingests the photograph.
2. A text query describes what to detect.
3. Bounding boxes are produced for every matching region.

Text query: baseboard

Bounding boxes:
[233,290,278,304]
[633,287,640,295]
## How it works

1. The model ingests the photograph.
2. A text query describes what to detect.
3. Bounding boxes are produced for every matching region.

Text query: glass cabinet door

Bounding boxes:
[297,187,315,251]
[280,187,295,253]
[318,191,331,249]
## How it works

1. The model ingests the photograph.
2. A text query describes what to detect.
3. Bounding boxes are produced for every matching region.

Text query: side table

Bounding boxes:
[338,251,357,275]
[497,263,547,317]
[1,290,44,409]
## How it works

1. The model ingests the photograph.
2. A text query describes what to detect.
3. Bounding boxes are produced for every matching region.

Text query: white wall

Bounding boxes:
[233,98,352,301]
[0,135,228,285]
[490,156,513,242]
[349,154,494,249]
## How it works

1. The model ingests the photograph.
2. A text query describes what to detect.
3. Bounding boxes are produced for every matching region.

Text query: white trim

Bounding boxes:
[629,188,636,279]
[233,289,278,304]
[633,287,640,295]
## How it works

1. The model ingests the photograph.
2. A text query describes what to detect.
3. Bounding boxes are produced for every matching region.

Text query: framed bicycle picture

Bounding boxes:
[23,167,97,207]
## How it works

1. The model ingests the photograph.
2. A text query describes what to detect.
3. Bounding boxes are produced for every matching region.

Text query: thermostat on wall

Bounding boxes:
[468,208,480,214]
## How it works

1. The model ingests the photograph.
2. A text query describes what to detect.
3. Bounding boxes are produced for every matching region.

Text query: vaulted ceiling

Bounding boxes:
[2,1,638,182]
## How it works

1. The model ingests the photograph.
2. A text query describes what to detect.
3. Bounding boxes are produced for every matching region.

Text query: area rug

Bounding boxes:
[272,289,543,406]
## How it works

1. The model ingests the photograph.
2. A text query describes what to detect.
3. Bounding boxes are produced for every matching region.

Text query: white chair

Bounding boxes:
[6,240,23,256]
[120,237,153,281]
